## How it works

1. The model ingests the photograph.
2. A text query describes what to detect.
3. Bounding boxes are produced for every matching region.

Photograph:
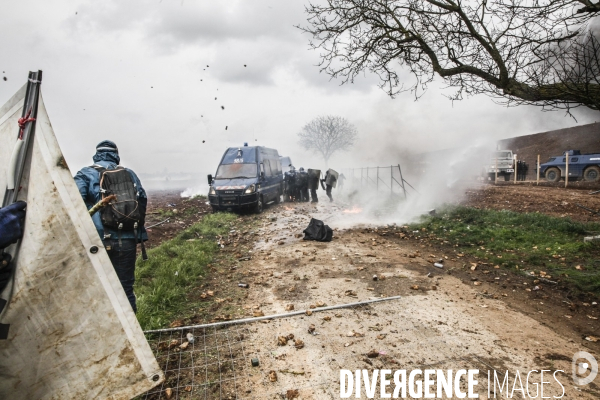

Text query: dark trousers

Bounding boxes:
[106,239,137,313]
[310,189,318,202]
[326,185,333,201]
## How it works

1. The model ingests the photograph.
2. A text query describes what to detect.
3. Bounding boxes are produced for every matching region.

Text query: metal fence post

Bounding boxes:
[398,164,407,199]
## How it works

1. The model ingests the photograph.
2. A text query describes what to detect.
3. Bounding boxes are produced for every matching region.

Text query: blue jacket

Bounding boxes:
[74,150,148,242]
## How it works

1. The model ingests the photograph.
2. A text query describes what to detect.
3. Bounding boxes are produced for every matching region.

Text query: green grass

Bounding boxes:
[408,206,600,294]
[135,212,238,330]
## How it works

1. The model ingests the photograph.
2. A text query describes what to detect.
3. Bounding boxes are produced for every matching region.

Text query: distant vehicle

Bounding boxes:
[539,150,600,182]
[483,150,515,181]
[207,144,283,213]
[280,156,293,174]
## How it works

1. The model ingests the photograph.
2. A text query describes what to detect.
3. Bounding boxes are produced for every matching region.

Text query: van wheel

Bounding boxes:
[255,196,264,214]
[545,167,561,182]
[584,166,600,182]
[503,174,511,181]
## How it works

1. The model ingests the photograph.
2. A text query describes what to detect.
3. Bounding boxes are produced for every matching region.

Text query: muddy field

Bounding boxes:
[143,184,600,399]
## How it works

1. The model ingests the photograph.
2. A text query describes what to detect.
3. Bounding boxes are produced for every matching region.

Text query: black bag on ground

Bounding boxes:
[93,166,144,230]
[303,218,333,242]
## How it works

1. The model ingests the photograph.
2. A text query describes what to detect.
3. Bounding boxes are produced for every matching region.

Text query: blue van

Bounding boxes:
[207,144,283,213]
[539,150,600,182]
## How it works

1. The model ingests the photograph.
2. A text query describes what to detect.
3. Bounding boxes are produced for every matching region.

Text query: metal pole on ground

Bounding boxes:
[565,153,569,188]
[537,155,540,185]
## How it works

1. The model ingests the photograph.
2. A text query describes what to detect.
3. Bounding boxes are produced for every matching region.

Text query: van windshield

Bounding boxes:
[216,163,257,179]
[493,151,512,158]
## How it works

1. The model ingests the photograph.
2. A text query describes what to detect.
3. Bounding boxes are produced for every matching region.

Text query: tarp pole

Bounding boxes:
[0,71,42,337]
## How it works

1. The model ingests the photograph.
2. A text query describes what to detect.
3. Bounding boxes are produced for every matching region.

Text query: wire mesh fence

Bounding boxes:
[141,296,502,399]
[339,166,413,198]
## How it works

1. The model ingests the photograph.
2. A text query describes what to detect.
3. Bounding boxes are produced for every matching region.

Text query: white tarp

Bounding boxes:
[0,86,163,399]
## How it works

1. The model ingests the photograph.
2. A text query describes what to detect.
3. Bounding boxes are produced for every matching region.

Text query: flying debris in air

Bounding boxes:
[207,65,209,67]
[151,86,153,88]
[215,97,217,100]
[244,64,247,67]
[225,126,228,130]
[221,106,225,110]
[2,77,6,82]
[202,140,205,143]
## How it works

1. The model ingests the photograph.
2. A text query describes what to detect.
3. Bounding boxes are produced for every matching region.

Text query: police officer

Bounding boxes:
[297,167,309,202]
[321,170,334,202]
[338,173,346,191]
[284,166,298,202]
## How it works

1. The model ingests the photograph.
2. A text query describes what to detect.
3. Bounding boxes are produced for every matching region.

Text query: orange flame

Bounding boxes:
[343,205,362,214]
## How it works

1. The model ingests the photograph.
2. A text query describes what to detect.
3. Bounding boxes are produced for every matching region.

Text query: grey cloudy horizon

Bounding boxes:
[1,0,598,185]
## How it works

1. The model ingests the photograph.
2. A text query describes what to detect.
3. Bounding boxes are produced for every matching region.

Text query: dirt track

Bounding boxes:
[145,185,600,398]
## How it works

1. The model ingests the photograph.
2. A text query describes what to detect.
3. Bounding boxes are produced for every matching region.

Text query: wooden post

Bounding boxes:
[514,155,517,184]
[495,157,498,184]
[565,153,569,188]
[537,154,540,185]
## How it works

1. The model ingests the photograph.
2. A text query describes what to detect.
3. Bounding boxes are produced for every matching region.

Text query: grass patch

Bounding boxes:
[409,206,600,294]
[135,212,238,330]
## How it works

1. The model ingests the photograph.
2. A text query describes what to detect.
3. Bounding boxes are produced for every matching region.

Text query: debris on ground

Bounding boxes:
[269,370,278,382]
[366,349,379,358]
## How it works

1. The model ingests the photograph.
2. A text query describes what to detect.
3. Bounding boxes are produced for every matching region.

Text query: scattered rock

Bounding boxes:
[308,324,316,334]
[165,387,173,399]
[294,339,305,349]
[269,370,278,382]
[410,285,419,290]
[286,389,300,399]
[278,336,288,346]
[367,349,379,358]
[305,310,313,316]
[285,304,294,311]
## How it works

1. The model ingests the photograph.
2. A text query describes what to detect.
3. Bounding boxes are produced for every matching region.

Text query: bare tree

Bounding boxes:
[298,116,358,164]
[300,0,600,112]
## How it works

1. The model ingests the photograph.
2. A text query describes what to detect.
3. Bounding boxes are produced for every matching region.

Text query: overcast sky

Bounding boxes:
[1,0,598,184]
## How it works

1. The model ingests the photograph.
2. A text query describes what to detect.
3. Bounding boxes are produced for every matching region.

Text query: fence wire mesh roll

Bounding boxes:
[141,297,499,399]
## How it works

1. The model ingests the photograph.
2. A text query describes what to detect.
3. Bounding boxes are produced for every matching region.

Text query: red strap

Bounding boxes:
[18,108,35,139]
